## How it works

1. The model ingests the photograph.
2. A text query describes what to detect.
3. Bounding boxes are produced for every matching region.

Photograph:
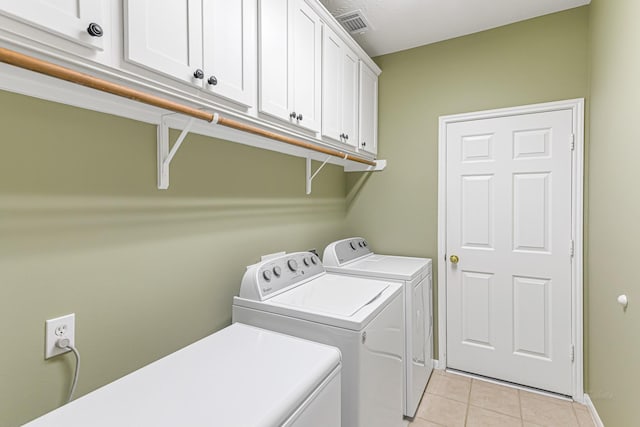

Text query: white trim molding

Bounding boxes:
[584,394,605,427]
[437,98,585,401]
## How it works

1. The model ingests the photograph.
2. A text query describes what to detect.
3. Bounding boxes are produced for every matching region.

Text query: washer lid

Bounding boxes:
[270,274,390,317]
[337,254,431,281]
[24,323,341,427]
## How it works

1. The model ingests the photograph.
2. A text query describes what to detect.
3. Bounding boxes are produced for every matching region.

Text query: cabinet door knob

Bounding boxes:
[362,141,366,147]
[339,133,345,139]
[87,23,103,37]
[297,114,303,121]
[290,112,297,119]
[345,134,349,140]
[207,76,218,85]
[193,69,204,79]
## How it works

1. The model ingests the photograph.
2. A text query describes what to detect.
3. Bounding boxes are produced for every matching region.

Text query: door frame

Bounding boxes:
[437,98,585,401]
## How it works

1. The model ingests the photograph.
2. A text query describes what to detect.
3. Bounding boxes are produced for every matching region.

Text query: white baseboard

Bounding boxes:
[433,359,446,370]
[584,394,605,427]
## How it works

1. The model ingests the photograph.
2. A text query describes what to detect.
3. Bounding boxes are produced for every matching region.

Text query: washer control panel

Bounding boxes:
[240,252,324,301]
[333,238,371,264]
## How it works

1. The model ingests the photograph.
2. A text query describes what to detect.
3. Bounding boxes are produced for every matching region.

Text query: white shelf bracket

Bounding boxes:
[306,156,332,195]
[157,116,196,189]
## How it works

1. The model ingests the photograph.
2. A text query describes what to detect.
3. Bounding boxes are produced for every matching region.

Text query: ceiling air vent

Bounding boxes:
[336,10,371,35]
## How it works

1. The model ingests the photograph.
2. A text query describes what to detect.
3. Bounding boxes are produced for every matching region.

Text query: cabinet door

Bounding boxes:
[321,26,342,142]
[202,0,255,107]
[358,61,378,155]
[0,0,105,50]
[258,0,291,122]
[291,0,321,133]
[125,0,203,86]
[341,47,359,148]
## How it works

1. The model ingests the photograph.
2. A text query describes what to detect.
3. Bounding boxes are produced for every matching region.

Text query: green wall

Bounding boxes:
[587,0,640,425]
[0,91,348,426]
[347,7,590,359]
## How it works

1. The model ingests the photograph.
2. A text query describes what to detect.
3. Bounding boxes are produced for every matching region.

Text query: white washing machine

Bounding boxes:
[24,323,341,427]
[232,251,404,427]
[323,237,433,418]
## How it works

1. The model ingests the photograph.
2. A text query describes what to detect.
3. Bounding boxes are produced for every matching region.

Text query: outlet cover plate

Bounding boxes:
[45,313,75,359]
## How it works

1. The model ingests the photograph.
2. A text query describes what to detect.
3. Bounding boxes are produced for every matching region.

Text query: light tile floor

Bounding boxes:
[410,370,596,427]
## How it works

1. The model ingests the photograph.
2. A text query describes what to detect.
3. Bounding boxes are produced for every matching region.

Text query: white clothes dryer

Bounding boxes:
[232,252,404,427]
[323,237,433,418]
[24,323,341,427]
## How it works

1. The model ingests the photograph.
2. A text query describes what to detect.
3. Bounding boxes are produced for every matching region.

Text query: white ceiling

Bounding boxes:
[319,0,591,57]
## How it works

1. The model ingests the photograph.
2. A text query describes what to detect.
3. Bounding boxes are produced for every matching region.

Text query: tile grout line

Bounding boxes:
[518,388,524,424]
[463,378,473,426]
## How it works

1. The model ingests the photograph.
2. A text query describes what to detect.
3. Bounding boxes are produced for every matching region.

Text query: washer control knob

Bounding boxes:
[350,242,357,250]
[262,270,272,281]
[358,241,364,247]
[310,255,318,265]
[303,257,311,266]
[363,240,368,247]
[273,266,282,277]
[287,259,298,271]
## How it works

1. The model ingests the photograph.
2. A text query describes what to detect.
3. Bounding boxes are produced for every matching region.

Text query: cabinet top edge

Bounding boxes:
[303,0,382,75]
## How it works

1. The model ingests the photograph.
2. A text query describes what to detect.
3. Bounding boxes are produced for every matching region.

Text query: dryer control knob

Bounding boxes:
[262,270,272,281]
[359,241,364,247]
[350,242,357,250]
[310,255,318,265]
[287,259,298,271]
[303,257,311,266]
[273,266,282,277]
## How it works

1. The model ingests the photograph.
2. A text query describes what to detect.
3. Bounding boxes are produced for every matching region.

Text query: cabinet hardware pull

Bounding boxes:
[87,23,103,37]
[362,141,366,147]
[297,114,303,121]
[193,69,204,79]
[207,76,218,85]
[290,111,297,119]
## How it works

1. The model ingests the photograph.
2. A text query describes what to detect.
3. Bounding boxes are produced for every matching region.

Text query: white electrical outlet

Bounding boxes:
[45,313,75,359]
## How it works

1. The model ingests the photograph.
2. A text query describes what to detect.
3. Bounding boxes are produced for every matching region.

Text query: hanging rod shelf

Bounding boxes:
[0,47,386,191]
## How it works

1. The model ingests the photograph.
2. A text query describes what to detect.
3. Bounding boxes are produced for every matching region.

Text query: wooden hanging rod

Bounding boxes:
[0,47,377,167]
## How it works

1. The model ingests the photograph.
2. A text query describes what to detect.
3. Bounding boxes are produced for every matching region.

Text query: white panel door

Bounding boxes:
[291,0,321,133]
[0,0,105,49]
[258,0,291,122]
[446,109,574,395]
[202,0,255,107]
[358,61,378,155]
[126,0,203,86]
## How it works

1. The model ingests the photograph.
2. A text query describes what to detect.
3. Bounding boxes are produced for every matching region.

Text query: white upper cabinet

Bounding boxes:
[0,0,106,50]
[358,60,378,155]
[202,0,254,106]
[126,0,255,107]
[322,25,358,148]
[258,0,290,122]
[126,0,203,86]
[259,0,321,133]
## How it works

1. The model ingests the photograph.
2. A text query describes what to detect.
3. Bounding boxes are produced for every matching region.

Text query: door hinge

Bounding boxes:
[570,345,575,363]
[569,239,575,258]
[570,134,575,151]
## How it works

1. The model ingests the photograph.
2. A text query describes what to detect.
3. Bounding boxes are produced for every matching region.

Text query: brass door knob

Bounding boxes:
[450,255,459,264]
